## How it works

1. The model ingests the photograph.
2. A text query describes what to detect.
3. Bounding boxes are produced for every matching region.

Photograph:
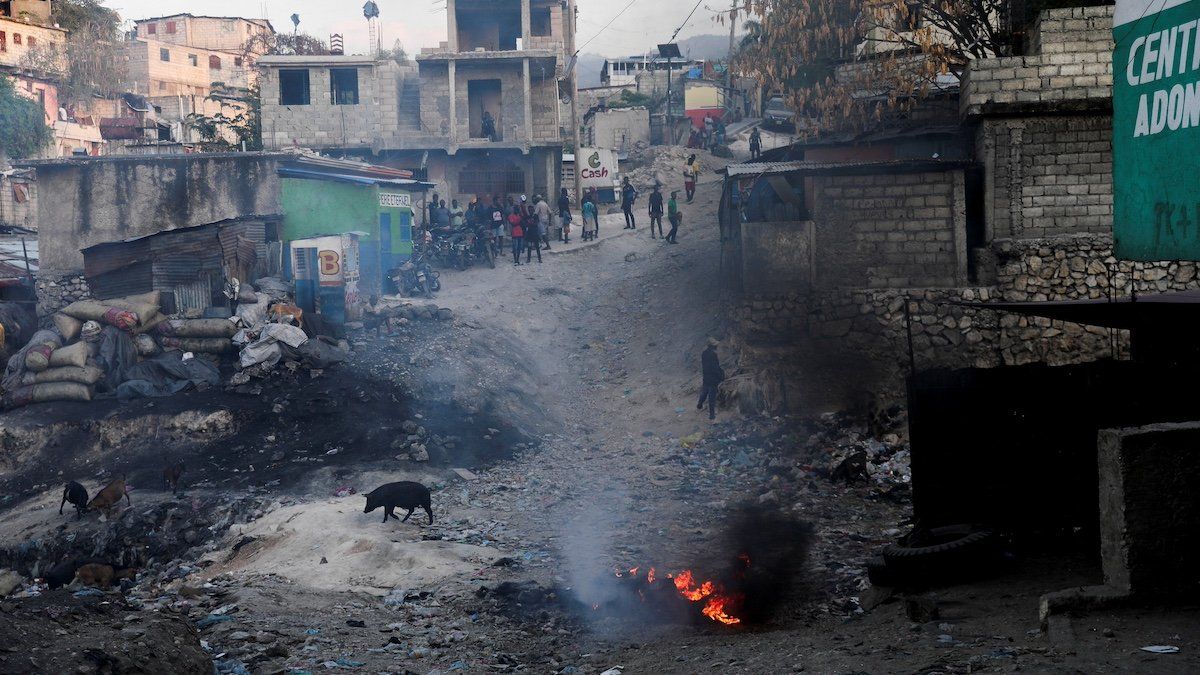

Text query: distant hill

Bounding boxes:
[676,34,733,61]
[577,53,607,88]
[576,34,734,89]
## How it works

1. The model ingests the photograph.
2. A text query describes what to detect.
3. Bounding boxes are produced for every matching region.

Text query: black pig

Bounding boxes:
[363,481,433,525]
[59,481,89,520]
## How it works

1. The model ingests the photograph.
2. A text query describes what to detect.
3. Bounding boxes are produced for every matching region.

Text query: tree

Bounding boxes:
[378,40,409,64]
[185,83,262,151]
[242,32,331,63]
[18,0,127,103]
[0,76,53,159]
[733,0,1012,134]
[185,31,330,149]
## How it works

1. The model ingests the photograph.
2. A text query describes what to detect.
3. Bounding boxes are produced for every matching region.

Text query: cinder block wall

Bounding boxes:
[961,5,1114,115]
[977,115,1113,240]
[811,170,966,289]
[261,64,397,150]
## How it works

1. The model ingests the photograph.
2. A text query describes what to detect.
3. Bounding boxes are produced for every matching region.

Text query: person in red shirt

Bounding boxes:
[508,211,525,265]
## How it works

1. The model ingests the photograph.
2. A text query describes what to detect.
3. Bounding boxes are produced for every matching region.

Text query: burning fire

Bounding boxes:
[616,559,748,625]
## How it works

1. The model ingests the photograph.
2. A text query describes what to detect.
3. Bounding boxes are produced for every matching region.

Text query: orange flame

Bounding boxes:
[702,595,743,625]
[646,567,657,584]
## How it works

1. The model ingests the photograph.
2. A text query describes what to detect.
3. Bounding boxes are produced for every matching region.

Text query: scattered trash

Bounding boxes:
[333,485,356,498]
[1141,646,1180,654]
[71,587,105,598]
[452,468,479,481]
[196,614,234,629]
[599,667,624,675]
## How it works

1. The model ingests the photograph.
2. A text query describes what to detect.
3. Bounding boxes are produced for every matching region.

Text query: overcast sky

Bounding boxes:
[107,0,734,57]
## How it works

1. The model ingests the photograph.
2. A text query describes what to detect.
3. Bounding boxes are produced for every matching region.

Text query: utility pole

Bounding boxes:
[726,0,736,113]
[568,0,583,208]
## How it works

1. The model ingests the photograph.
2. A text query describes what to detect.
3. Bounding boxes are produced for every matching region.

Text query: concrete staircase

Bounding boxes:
[399,78,422,130]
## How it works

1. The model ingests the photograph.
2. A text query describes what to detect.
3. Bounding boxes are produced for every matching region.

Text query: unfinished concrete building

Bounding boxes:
[258,0,575,207]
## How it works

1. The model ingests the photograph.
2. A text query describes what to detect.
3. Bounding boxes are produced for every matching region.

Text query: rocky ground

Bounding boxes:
[1,131,1198,674]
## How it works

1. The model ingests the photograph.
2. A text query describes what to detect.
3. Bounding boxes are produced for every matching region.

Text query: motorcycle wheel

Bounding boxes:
[431,275,442,292]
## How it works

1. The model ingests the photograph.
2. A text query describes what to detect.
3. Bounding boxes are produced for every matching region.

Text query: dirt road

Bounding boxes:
[4,140,1197,673]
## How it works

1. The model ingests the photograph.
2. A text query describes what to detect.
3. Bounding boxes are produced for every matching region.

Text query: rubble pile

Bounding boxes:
[623,146,721,191]
[0,278,354,409]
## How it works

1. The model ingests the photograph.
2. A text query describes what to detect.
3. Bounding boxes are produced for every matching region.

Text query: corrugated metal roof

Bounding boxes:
[278,167,436,190]
[722,158,974,178]
[0,239,37,275]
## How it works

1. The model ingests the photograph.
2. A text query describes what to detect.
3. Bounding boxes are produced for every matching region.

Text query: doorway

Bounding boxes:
[468,79,502,140]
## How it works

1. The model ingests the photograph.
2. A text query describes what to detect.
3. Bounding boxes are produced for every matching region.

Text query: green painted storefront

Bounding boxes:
[279,173,427,294]
[1113,0,1200,260]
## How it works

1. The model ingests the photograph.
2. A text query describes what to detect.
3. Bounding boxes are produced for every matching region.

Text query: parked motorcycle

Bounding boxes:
[390,251,441,298]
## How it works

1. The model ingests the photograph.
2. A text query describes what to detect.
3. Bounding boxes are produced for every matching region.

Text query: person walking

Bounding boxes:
[490,195,505,250]
[683,155,700,203]
[749,127,762,160]
[647,185,665,239]
[533,194,552,252]
[697,338,724,421]
[558,188,572,243]
[524,200,543,264]
[585,187,601,236]
[582,198,598,241]
[621,178,638,229]
[508,209,525,265]
[666,191,681,244]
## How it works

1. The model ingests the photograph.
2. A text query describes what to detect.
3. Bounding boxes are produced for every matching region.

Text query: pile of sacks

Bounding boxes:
[0,291,233,408]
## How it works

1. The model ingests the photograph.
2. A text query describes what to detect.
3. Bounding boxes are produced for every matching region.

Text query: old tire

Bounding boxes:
[881,525,999,586]
[866,556,902,587]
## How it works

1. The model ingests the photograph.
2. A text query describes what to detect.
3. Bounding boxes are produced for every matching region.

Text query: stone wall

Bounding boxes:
[34,273,91,318]
[810,170,967,289]
[736,228,1200,395]
[977,115,1113,240]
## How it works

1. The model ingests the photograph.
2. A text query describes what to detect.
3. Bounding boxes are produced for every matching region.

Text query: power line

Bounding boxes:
[576,0,641,54]
[670,0,706,43]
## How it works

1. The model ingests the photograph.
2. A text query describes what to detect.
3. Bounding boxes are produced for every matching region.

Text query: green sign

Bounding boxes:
[1113,0,1200,260]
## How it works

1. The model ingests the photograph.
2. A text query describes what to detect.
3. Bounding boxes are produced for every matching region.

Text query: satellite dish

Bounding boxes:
[364,1,380,19]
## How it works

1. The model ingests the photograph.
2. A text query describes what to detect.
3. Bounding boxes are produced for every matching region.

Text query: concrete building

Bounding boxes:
[600,55,697,88]
[131,14,273,55]
[258,0,575,205]
[722,5,1141,402]
[584,106,649,152]
[120,14,272,150]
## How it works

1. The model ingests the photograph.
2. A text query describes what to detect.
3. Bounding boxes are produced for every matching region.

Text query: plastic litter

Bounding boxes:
[195,614,234,629]
[1141,646,1180,654]
[72,587,105,598]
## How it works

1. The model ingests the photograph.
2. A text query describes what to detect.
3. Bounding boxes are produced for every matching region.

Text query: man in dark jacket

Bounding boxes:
[621,178,637,229]
[697,337,724,420]
[647,185,664,239]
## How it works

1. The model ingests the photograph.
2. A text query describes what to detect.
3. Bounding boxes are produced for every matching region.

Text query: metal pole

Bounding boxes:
[20,237,32,283]
[665,56,672,143]
[569,0,583,208]
[726,0,736,110]
[903,294,916,376]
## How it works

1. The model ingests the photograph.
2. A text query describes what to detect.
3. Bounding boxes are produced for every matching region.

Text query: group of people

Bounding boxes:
[688,114,729,151]
[420,149,709,267]
[619,177,683,244]
[423,188,604,267]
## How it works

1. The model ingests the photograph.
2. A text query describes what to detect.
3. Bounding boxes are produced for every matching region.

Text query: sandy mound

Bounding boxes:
[206,497,502,595]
